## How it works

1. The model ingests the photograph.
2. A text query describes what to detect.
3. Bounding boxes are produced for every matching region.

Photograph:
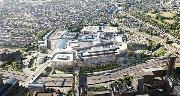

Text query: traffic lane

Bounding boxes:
[87,59,167,85]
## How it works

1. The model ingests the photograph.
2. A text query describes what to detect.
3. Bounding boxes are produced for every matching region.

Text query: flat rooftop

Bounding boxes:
[52,53,73,61]
[142,67,165,72]
[36,93,53,96]
[69,41,93,50]
[36,77,73,87]
[81,26,118,33]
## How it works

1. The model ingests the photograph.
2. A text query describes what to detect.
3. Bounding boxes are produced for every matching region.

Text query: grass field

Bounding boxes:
[164,19,175,24]
[146,12,176,24]
[146,12,175,18]
[146,13,156,18]
[160,12,175,18]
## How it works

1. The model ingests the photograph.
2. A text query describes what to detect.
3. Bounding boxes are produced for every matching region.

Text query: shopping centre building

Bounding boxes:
[38,23,128,69]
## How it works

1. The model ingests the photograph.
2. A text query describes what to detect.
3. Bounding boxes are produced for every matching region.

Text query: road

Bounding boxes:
[23,61,51,87]
[86,57,171,88]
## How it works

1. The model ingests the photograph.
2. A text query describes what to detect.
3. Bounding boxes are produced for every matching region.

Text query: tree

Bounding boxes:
[124,75,134,86]
[153,47,166,57]
[11,61,22,71]
[118,75,134,86]
[12,61,16,70]
[66,89,75,96]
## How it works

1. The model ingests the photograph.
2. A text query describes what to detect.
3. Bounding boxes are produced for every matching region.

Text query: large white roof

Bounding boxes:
[81,26,118,33]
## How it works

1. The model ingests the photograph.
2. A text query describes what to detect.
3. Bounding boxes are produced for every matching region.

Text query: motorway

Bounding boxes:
[85,57,171,88]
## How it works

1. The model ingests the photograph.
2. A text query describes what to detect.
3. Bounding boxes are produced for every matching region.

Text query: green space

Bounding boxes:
[161,12,175,18]
[146,38,167,57]
[146,13,156,18]
[152,47,166,57]
[127,51,151,59]
[146,12,176,24]
[66,20,85,32]
[80,50,153,74]
[67,24,83,32]
[28,56,37,68]
[164,19,175,24]
[118,75,134,86]
[22,44,37,52]
[147,39,161,51]
[35,27,56,40]
[0,58,22,71]
[146,12,175,18]
[131,11,180,39]
[80,56,151,75]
